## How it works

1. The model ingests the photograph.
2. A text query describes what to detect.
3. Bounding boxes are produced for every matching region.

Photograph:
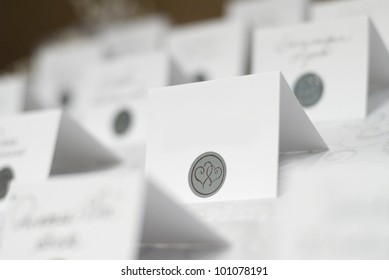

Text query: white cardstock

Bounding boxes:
[312,0,389,50]
[30,40,101,111]
[253,17,389,121]
[96,15,170,58]
[72,50,170,153]
[0,171,224,259]
[146,72,328,203]
[0,74,26,115]
[168,19,247,82]
[226,0,307,29]
[0,109,118,182]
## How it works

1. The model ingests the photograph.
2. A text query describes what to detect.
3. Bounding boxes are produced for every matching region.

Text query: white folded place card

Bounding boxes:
[168,19,247,82]
[0,74,26,115]
[30,40,100,111]
[96,15,170,58]
[0,110,117,190]
[226,0,307,29]
[312,0,389,49]
[253,17,389,121]
[72,51,170,150]
[146,72,328,203]
[0,171,224,259]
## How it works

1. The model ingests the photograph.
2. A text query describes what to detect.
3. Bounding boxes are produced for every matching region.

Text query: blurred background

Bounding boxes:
[0,0,329,73]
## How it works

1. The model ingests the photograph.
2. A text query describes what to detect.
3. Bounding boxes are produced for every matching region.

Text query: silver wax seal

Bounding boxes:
[293,73,324,107]
[113,109,131,135]
[0,167,14,200]
[195,73,207,82]
[188,152,226,198]
[59,88,72,108]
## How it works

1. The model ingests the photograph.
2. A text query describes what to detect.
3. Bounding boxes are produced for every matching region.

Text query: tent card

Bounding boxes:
[30,40,100,111]
[0,172,224,259]
[0,110,117,192]
[0,74,26,115]
[168,19,247,82]
[226,0,307,29]
[72,51,170,150]
[253,17,389,121]
[96,15,170,58]
[146,72,328,203]
[312,0,389,50]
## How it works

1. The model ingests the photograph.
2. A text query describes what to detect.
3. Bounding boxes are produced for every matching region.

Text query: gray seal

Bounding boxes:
[113,109,132,135]
[0,167,14,200]
[59,88,72,108]
[293,73,324,107]
[188,152,226,198]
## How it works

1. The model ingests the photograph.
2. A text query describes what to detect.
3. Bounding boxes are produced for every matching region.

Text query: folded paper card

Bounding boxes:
[312,0,389,50]
[168,19,247,82]
[30,40,100,111]
[0,110,117,191]
[146,72,328,203]
[96,15,170,58]
[0,171,225,259]
[0,74,26,115]
[226,0,307,29]
[253,17,389,121]
[71,51,170,158]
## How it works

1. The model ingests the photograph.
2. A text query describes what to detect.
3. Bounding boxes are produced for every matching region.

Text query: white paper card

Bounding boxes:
[0,172,224,259]
[72,51,170,152]
[0,110,118,184]
[168,19,247,82]
[97,15,170,58]
[226,0,307,29]
[253,17,389,121]
[146,72,327,203]
[312,0,389,50]
[30,40,100,111]
[0,75,26,115]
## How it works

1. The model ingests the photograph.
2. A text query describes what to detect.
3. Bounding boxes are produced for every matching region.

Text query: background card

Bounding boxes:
[70,51,170,156]
[226,0,307,29]
[312,0,389,50]
[253,17,389,121]
[29,40,101,111]
[0,74,26,116]
[96,15,170,58]
[168,19,247,81]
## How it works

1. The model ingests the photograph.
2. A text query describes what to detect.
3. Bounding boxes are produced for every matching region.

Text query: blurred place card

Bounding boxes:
[168,19,247,82]
[312,0,389,50]
[30,40,100,111]
[253,17,389,121]
[226,0,307,29]
[0,110,117,192]
[97,15,170,58]
[0,74,26,115]
[0,171,224,259]
[72,51,170,154]
[146,72,327,203]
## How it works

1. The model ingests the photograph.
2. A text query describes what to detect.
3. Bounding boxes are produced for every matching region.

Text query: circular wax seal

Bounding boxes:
[0,167,14,200]
[188,152,226,198]
[59,89,72,108]
[113,109,132,135]
[293,73,324,107]
[195,73,207,82]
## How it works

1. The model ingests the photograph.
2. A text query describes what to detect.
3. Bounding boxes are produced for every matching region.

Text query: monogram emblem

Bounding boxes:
[188,152,226,198]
